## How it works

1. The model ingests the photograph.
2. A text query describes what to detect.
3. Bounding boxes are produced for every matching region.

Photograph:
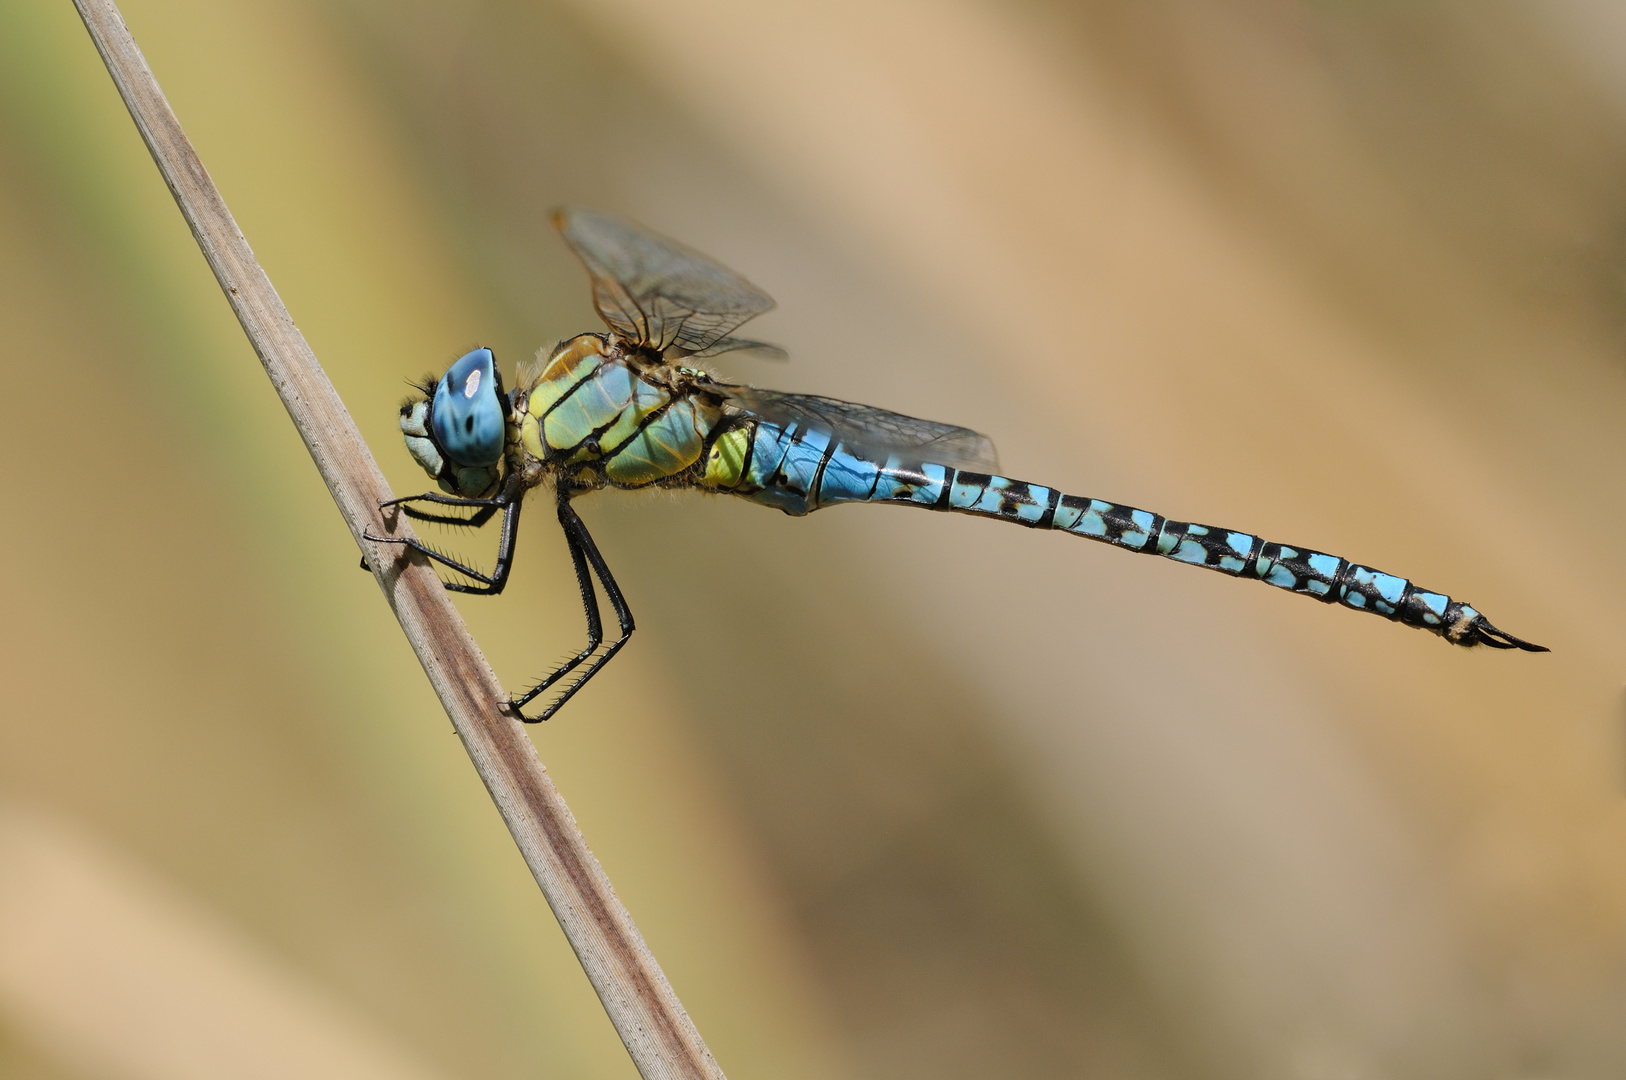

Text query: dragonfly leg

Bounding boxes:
[509,490,635,723]
[381,490,504,528]
[509,500,602,719]
[364,484,522,595]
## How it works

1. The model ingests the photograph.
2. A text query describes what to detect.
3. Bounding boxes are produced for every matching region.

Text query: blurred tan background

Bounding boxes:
[3,1,1625,1077]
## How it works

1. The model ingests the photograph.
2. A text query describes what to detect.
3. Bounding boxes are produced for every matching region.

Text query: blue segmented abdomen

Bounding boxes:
[700,419,1544,651]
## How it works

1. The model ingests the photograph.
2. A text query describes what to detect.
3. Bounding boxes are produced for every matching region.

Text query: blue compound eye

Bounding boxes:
[431,348,505,467]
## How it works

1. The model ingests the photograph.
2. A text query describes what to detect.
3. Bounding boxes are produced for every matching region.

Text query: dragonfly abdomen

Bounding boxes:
[931,469,1543,650]
[700,418,888,513]
[700,420,1542,651]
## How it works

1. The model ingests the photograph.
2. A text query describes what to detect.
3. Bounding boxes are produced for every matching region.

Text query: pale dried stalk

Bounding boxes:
[70,3,725,1077]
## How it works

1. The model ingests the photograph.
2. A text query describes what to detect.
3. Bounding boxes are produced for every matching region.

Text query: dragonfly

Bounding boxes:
[368,207,1546,721]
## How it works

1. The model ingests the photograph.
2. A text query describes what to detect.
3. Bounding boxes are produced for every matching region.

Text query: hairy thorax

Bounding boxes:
[512,333,728,491]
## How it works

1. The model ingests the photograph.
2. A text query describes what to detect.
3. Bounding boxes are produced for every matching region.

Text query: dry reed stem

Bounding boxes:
[70,2,725,1077]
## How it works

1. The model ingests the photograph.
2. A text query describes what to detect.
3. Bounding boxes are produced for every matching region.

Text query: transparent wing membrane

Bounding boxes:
[720,386,999,471]
[691,335,789,360]
[552,207,781,357]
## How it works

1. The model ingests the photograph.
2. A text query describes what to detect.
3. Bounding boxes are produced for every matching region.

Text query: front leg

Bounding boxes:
[365,486,522,596]
[382,490,503,528]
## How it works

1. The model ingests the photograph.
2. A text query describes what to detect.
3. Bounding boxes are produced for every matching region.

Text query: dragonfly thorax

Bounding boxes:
[516,333,727,490]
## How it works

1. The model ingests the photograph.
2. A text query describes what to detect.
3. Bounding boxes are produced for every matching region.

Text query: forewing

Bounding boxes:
[553,207,778,355]
[720,386,999,471]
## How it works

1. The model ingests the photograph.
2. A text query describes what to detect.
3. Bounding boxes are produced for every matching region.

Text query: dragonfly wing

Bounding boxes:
[552,207,778,355]
[720,386,999,471]
[690,335,789,360]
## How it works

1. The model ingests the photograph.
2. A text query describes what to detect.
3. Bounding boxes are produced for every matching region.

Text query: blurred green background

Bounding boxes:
[3,1,1626,1077]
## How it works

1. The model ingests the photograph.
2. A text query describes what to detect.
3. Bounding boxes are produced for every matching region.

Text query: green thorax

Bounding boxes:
[515,333,729,489]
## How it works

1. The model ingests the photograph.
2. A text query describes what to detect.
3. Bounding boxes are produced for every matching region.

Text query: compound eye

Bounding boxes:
[430,348,504,467]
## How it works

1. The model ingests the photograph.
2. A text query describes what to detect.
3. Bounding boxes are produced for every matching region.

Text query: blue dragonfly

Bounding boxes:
[369,208,1546,721]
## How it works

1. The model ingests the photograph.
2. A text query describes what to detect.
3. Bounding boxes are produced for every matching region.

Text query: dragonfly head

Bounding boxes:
[400,347,507,498]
